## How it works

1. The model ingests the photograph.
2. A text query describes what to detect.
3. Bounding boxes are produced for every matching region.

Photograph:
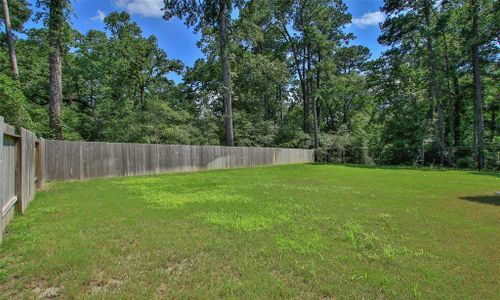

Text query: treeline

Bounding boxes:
[375,0,498,169]
[0,0,498,169]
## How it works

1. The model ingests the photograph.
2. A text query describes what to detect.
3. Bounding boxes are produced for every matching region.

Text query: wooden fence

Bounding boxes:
[0,118,40,244]
[43,141,314,181]
[0,116,314,243]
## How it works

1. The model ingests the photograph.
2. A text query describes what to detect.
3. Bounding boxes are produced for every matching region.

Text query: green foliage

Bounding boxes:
[233,111,277,146]
[129,100,203,145]
[372,0,498,168]
[0,73,32,129]
[275,107,311,148]
[0,0,496,169]
[0,0,31,31]
[456,157,475,169]
[316,128,352,162]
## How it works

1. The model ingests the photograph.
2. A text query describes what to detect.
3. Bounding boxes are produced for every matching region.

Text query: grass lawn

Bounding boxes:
[0,164,498,299]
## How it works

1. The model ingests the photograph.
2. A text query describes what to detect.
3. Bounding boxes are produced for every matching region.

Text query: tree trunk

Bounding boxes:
[281,24,308,134]
[443,34,454,165]
[301,79,309,133]
[302,45,309,133]
[424,0,445,166]
[424,0,435,120]
[315,48,321,148]
[437,101,445,166]
[311,96,319,149]
[219,1,234,146]
[491,104,497,141]
[263,93,269,120]
[49,0,63,139]
[471,0,485,169]
[447,97,454,166]
[473,111,477,162]
[306,44,318,148]
[453,76,462,145]
[1,0,19,79]
[277,85,283,123]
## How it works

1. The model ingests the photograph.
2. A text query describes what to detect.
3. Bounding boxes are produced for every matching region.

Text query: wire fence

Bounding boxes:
[316,145,499,171]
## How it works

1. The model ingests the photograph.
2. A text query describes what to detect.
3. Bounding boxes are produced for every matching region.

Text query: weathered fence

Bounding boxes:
[0,118,39,243]
[43,141,314,181]
[0,116,314,243]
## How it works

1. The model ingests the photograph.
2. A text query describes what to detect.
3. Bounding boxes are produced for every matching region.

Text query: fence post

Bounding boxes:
[37,138,46,188]
[18,128,36,212]
[16,128,24,212]
[0,116,4,243]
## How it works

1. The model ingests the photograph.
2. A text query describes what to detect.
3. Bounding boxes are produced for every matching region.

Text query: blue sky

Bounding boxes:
[26,0,387,81]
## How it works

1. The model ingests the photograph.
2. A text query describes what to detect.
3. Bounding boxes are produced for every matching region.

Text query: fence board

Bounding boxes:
[19,128,36,212]
[1,118,21,242]
[1,116,313,245]
[43,141,314,181]
[3,123,17,137]
[1,137,17,213]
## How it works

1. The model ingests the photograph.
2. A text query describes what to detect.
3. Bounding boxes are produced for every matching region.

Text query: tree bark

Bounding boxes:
[302,45,309,133]
[49,0,63,139]
[301,79,309,133]
[277,23,308,134]
[316,48,321,128]
[306,44,319,149]
[423,0,445,166]
[443,33,455,165]
[471,0,485,169]
[437,102,446,166]
[219,1,234,146]
[1,0,19,79]
[263,93,269,120]
[453,75,461,145]
[311,96,319,149]
[491,104,497,141]
[277,85,283,123]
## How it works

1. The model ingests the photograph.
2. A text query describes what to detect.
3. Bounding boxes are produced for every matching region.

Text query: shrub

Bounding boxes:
[0,73,33,129]
[456,157,475,169]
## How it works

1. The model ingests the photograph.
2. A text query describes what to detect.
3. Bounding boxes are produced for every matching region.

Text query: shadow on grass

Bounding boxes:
[311,163,499,177]
[460,195,500,206]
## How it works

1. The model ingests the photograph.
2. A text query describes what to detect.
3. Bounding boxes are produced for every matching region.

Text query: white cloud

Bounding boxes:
[114,0,163,18]
[351,11,385,28]
[91,10,106,22]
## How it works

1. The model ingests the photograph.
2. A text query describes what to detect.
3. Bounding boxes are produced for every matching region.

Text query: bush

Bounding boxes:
[456,157,475,169]
[485,147,499,171]
[0,73,33,129]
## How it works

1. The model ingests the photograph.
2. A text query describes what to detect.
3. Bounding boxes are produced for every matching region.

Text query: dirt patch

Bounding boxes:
[165,258,189,275]
[33,286,60,299]
[89,271,124,295]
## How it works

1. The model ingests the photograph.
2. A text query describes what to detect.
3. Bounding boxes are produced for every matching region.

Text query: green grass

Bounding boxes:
[0,164,498,299]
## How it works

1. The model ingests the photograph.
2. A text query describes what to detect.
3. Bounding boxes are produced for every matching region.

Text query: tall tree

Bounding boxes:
[47,0,64,138]
[163,0,239,146]
[1,0,19,78]
[470,0,485,169]
[271,0,352,148]
[423,0,446,166]
[380,0,447,165]
[218,1,234,145]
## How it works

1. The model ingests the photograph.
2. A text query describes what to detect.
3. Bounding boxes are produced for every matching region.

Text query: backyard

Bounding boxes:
[0,164,498,299]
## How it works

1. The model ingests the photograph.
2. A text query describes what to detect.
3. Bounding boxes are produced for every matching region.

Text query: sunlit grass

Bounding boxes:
[0,164,498,299]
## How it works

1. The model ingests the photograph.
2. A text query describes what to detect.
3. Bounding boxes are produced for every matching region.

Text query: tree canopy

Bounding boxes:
[0,0,498,169]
